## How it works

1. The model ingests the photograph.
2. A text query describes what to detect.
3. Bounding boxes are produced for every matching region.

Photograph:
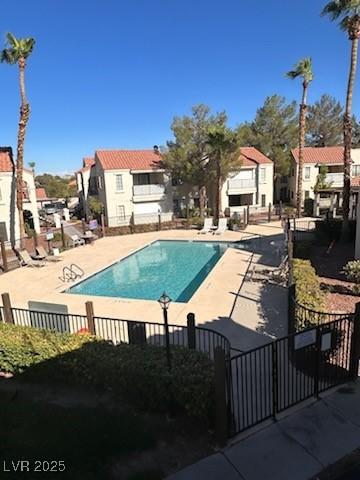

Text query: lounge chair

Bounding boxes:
[70,234,85,247]
[198,217,214,234]
[213,218,228,235]
[19,250,46,268]
[36,245,62,262]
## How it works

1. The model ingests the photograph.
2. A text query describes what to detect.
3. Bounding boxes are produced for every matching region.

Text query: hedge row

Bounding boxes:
[105,221,177,236]
[0,323,214,421]
[292,258,325,312]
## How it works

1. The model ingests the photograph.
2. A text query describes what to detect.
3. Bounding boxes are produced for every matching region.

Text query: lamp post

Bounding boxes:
[158,291,172,372]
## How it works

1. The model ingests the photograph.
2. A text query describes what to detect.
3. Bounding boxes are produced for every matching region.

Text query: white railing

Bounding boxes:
[324,173,343,187]
[133,184,165,196]
[228,178,256,190]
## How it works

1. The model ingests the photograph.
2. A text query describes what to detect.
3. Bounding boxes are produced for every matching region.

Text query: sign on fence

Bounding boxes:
[89,219,98,230]
[294,329,316,350]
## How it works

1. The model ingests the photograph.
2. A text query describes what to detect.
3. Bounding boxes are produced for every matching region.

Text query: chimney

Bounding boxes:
[153,145,159,155]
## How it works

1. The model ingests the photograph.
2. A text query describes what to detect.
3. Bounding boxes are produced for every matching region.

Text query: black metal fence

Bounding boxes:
[227,313,358,437]
[0,305,231,361]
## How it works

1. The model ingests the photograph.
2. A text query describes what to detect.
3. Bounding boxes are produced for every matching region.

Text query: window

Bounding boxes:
[291,191,294,199]
[304,190,310,199]
[116,205,125,220]
[97,176,103,189]
[259,168,266,183]
[261,194,266,207]
[353,165,360,177]
[304,167,311,180]
[115,174,123,192]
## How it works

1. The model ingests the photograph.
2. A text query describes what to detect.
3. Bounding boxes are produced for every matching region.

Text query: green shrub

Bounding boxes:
[343,260,360,294]
[293,258,325,312]
[0,323,214,421]
[293,240,312,260]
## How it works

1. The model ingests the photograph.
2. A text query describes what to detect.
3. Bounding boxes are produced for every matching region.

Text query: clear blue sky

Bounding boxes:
[1,0,358,174]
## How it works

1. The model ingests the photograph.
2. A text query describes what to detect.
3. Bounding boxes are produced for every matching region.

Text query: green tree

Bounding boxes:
[307,94,343,146]
[314,165,333,192]
[286,57,314,217]
[322,0,360,237]
[36,174,76,199]
[28,161,36,176]
[352,116,360,146]
[1,33,35,245]
[237,95,298,177]
[164,104,226,218]
[206,123,241,221]
[88,196,103,219]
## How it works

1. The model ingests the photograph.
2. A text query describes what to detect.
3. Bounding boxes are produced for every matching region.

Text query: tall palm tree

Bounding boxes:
[1,33,35,245]
[286,58,314,218]
[322,1,360,238]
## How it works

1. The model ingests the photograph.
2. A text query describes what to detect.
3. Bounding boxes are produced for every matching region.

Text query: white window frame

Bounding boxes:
[97,176,103,189]
[352,165,360,177]
[259,168,266,183]
[115,174,124,192]
[304,167,311,180]
[116,205,126,220]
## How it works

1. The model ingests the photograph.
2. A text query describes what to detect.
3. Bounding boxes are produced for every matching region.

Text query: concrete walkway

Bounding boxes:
[167,381,360,480]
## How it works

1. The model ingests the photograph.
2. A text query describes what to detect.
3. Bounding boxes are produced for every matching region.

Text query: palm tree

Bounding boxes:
[322,1,360,238]
[28,161,36,176]
[286,58,314,218]
[1,33,35,245]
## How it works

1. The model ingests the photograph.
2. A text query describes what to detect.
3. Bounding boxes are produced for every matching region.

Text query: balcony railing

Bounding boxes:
[228,178,256,190]
[133,184,165,196]
[324,173,343,187]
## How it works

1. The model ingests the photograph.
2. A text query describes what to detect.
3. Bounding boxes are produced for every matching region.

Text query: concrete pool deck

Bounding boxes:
[0,222,284,328]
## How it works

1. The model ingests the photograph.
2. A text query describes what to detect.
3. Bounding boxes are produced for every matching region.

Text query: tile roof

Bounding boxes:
[0,149,13,172]
[291,146,344,164]
[96,149,163,171]
[83,157,95,168]
[240,147,273,166]
[36,187,48,200]
[351,176,360,187]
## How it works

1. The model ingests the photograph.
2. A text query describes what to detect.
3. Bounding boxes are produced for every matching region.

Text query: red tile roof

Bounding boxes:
[351,176,360,187]
[36,187,48,200]
[83,157,95,168]
[0,150,13,172]
[240,147,273,166]
[291,146,344,164]
[96,149,163,171]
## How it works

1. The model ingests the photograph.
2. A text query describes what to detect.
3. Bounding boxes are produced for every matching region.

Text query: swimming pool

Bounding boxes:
[67,240,235,302]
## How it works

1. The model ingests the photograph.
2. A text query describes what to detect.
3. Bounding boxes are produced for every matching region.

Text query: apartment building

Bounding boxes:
[0,147,40,245]
[86,147,173,227]
[289,147,360,214]
[173,147,274,216]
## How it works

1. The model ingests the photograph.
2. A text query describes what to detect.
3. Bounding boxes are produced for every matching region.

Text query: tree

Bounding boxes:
[36,174,76,198]
[307,94,343,146]
[164,105,226,218]
[286,57,314,217]
[88,196,104,219]
[322,1,360,238]
[1,33,35,245]
[206,123,241,221]
[352,116,360,146]
[237,95,298,177]
[28,161,36,176]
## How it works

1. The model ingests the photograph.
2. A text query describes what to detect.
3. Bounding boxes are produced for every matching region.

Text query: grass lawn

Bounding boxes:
[0,384,211,479]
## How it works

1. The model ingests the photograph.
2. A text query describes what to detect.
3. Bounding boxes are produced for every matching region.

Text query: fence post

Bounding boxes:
[101,213,106,237]
[158,213,162,231]
[287,283,296,334]
[246,205,250,225]
[272,341,278,418]
[350,303,360,378]
[214,346,227,446]
[0,240,8,273]
[60,222,66,249]
[85,301,96,335]
[279,201,283,220]
[314,327,322,399]
[130,213,135,234]
[33,228,38,248]
[1,292,14,324]
[81,218,86,234]
[268,203,272,223]
[187,312,196,349]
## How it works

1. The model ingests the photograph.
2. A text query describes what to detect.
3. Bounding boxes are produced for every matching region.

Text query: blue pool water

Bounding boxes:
[67,240,232,302]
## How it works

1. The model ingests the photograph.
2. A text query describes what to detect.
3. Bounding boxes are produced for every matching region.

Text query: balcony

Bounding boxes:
[132,184,166,201]
[324,173,343,187]
[227,178,256,193]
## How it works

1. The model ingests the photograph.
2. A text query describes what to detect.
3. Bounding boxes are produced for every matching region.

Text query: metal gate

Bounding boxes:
[227,315,356,437]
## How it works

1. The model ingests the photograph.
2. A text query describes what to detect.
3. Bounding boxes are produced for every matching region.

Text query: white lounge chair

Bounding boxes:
[213,218,228,235]
[19,250,46,268]
[36,245,62,262]
[70,235,85,247]
[198,217,214,234]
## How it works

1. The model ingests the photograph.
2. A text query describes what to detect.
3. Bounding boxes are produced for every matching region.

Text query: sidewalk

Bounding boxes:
[167,380,360,480]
